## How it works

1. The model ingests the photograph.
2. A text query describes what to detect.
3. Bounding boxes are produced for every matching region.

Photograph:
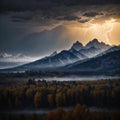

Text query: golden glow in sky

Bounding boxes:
[89,19,115,45]
[65,18,120,46]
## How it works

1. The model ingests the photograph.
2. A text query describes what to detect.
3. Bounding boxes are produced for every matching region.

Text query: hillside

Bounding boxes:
[65,50,120,75]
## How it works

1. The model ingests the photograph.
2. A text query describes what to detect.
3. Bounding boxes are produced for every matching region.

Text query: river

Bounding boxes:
[35,76,120,81]
[0,107,120,115]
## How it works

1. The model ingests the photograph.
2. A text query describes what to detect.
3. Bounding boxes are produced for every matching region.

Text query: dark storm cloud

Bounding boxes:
[83,12,103,17]
[0,0,120,13]
[11,11,33,22]
[57,15,81,21]
[0,0,119,24]
[5,5,119,26]
[78,19,90,23]
[0,0,55,12]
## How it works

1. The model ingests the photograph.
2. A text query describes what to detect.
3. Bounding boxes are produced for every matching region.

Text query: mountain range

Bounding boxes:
[0,38,120,75]
[65,49,120,75]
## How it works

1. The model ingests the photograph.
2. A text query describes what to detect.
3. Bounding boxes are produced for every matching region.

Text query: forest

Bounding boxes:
[0,78,120,120]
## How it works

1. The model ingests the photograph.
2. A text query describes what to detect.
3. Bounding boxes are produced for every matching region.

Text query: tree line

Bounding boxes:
[0,79,120,110]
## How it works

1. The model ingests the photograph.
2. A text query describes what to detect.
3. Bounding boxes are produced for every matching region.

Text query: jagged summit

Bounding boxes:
[92,38,99,43]
[86,38,110,50]
[86,38,100,48]
[71,41,83,51]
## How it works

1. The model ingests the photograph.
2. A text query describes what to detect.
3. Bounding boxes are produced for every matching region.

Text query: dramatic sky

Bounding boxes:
[0,0,120,68]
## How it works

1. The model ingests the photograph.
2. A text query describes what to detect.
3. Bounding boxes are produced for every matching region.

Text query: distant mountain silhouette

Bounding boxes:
[0,38,115,73]
[8,50,80,71]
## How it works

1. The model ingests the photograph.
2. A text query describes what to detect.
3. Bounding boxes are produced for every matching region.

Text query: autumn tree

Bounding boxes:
[34,92,42,108]
[47,94,55,108]
[56,93,64,107]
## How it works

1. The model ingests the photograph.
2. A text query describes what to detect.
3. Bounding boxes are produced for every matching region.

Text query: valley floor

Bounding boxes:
[0,77,120,120]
